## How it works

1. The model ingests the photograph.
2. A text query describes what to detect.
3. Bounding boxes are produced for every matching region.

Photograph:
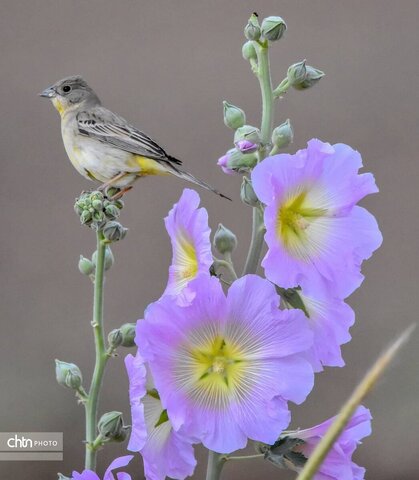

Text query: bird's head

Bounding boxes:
[39,76,100,115]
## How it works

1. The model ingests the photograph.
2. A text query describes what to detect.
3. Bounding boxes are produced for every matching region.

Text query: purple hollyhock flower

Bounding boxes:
[137,274,314,454]
[252,139,382,297]
[285,405,372,479]
[125,351,196,480]
[235,139,258,154]
[217,150,236,175]
[71,455,133,480]
[296,280,355,372]
[163,189,212,300]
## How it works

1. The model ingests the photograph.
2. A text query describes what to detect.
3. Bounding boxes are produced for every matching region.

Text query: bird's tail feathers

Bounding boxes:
[170,167,231,201]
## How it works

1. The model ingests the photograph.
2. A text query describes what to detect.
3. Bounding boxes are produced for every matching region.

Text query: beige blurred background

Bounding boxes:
[1,0,418,478]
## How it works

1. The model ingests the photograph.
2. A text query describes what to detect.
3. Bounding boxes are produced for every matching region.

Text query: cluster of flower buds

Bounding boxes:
[97,411,129,443]
[78,246,115,277]
[55,360,83,391]
[74,190,127,241]
[107,322,136,350]
[244,13,287,43]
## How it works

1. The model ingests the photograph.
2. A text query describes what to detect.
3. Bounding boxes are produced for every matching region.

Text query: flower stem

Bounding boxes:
[243,42,273,276]
[296,325,415,480]
[85,230,109,470]
[206,451,226,480]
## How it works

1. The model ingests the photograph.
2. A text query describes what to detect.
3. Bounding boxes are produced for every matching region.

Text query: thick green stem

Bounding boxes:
[243,43,273,276]
[85,230,108,470]
[206,451,226,480]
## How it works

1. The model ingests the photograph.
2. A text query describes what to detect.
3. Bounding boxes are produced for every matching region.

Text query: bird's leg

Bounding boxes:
[110,186,133,201]
[98,172,127,192]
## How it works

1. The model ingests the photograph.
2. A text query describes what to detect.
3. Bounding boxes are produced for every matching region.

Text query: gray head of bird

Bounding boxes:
[39,75,100,114]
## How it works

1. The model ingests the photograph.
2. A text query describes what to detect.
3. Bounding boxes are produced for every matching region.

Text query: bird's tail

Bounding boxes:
[169,167,232,201]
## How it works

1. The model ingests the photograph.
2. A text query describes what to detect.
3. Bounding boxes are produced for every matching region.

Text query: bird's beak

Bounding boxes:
[39,86,56,98]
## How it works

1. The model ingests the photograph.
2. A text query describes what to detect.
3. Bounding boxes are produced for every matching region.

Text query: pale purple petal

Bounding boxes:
[103,456,134,480]
[72,472,100,480]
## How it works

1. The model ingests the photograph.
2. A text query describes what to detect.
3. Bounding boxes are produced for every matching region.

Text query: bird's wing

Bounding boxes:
[76,106,182,165]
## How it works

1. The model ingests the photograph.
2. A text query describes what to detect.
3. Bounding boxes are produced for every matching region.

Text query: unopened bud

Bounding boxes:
[272,119,294,149]
[235,139,258,154]
[240,177,259,207]
[223,101,246,130]
[120,323,136,347]
[217,148,257,175]
[214,224,237,254]
[80,210,92,225]
[287,61,324,90]
[104,204,120,220]
[108,329,123,349]
[55,360,83,390]
[103,222,128,242]
[244,13,261,41]
[98,411,126,442]
[261,16,287,41]
[242,41,257,61]
[78,256,95,276]
[92,199,103,211]
[92,247,114,271]
[234,125,261,146]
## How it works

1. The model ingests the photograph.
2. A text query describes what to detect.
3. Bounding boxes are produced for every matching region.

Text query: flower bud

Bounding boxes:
[78,255,95,276]
[261,16,287,41]
[55,360,83,390]
[108,328,123,349]
[104,204,120,220]
[120,323,137,347]
[80,210,92,225]
[287,61,324,90]
[272,119,294,149]
[223,101,246,130]
[234,125,261,146]
[213,224,237,254]
[235,139,258,154]
[103,221,128,242]
[217,148,258,175]
[244,13,261,41]
[240,177,259,207]
[242,41,257,61]
[92,247,114,271]
[92,199,103,211]
[98,411,127,442]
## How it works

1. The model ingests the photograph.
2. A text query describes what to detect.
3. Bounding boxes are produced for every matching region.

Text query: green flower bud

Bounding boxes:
[92,247,114,271]
[244,14,261,41]
[272,119,294,149]
[113,199,124,210]
[80,210,92,225]
[242,41,257,61]
[240,177,259,207]
[103,221,128,242]
[104,204,120,220]
[55,360,83,390]
[92,210,105,224]
[92,199,103,211]
[108,328,123,349]
[261,16,287,41]
[98,411,127,442]
[234,125,261,146]
[90,191,104,203]
[78,255,95,276]
[106,187,119,199]
[223,101,246,130]
[120,323,136,347]
[213,224,237,254]
[287,61,324,90]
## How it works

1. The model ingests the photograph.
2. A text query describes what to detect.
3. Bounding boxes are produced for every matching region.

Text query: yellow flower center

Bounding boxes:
[173,231,198,287]
[277,190,326,259]
[176,334,248,408]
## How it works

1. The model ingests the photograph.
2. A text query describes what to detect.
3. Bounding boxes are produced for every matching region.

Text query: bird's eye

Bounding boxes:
[62,85,71,93]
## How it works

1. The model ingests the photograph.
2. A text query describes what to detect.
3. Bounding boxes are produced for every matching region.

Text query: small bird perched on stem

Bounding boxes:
[40,76,230,200]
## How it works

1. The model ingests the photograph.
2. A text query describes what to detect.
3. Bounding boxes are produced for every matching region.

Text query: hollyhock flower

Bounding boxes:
[125,351,196,480]
[137,274,314,454]
[163,189,212,298]
[283,405,372,479]
[286,281,355,372]
[252,139,382,297]
[71,455,133,480]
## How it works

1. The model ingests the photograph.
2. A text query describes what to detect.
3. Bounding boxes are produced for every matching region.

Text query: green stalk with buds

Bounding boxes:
[56,189,135,472]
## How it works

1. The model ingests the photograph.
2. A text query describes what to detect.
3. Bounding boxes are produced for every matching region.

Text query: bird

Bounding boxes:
[40,75,230,200]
